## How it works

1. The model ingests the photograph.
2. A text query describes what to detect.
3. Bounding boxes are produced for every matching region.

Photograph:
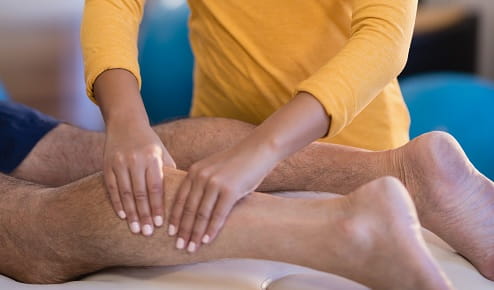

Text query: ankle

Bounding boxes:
[376,148,408,187]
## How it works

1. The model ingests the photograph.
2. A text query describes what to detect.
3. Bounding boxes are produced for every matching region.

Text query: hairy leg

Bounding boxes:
[11,123,103,186]
[13,118,385,193]
[11,117,494,279]
[0,171,451,289]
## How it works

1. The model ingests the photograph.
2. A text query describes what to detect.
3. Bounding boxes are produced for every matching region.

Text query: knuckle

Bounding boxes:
[121,190,133,198]
[128,153,139,165]
[183,206,196,217]
[188,164,200,174]
[148,184,162,194]
[174,196,186,206]
[219,185,234,195]
[106,183,117,193]
[145,151,159,161]
[173,200,185,210]
[197,170,210,181]
[196,210,210,221]
[134,191,148,200]
[208,176,222,187]
[212,210,226,220]
[113,154,125,166]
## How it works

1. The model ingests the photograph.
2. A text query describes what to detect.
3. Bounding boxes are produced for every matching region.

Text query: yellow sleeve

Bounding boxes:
[81,0,146,103]
[295,0,417,138]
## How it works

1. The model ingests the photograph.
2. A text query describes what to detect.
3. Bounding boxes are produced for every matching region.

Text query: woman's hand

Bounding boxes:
[167,92,330,253]
[104,123,176,236]
[168,139,277,253]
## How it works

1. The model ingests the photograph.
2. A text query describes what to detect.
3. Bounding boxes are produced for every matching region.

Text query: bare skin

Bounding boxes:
[92,69,331,243]
[0,170,451,289]
[12,117,494,279]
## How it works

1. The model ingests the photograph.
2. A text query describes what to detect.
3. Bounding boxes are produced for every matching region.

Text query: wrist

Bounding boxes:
[105,108,150,132]
[242,130,285,164]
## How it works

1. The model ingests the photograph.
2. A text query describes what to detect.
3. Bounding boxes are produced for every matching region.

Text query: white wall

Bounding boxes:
[426,0,494,80]
[0,0,103,130]
[0,0,84,23]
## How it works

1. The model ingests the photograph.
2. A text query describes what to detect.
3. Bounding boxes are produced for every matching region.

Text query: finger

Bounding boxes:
[163,154,177,169]
[177,179,209,253]
[130,165,154,237]
[104,168,125,219]
[188,182,220,252]
[168,177,192,238]
[115,167,141,234]
[146,160,164,228]
[203,193,236,244]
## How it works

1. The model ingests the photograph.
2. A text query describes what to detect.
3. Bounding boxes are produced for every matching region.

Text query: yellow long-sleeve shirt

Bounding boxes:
[82,0,417,151]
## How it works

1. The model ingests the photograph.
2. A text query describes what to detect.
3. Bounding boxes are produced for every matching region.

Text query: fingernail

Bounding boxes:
[118,210,126,219]
[130,222,140,234]
[154,216,163,227]
[168,224,177,236]
[176,238,185,249]
[142,224,153,236]
[187,242,196,253]
[202,235,210,244]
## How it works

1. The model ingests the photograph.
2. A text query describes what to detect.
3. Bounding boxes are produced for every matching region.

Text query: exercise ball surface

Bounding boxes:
[0,83,8,101]
[138,0,193,124]
[400,73,494,179]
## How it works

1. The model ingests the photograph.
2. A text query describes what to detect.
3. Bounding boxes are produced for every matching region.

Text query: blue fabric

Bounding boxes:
[0,101,60,173]
[400,73,494,179]
[138,1,193,125]
[0,83,8,101]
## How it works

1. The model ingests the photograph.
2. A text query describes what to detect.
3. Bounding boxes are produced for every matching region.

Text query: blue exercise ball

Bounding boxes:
[0,83,8,101]
[400,73,494,179]
[138,0,194,125]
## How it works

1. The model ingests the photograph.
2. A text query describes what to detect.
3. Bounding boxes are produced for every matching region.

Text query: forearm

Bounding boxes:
[246,92,330,163]
[94,69,149,129]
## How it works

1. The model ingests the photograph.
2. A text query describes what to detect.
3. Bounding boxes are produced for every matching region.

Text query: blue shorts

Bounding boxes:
[0,101,60,173]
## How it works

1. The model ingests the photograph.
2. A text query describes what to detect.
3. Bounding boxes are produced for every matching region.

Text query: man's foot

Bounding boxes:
[320,176,452,290]
[398,131,494,279]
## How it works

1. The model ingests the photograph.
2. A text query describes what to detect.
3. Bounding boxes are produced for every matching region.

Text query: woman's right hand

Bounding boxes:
[104,123,176,236]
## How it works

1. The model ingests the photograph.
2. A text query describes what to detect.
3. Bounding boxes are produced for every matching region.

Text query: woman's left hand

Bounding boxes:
[168,139,277,253]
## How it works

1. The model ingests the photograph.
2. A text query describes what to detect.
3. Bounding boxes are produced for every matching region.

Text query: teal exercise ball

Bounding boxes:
[0,83,8,101]
[138,0,194,124]
[400,73,494,179]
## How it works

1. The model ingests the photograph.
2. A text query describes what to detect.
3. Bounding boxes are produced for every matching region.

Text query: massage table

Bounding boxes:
[1,192,493,289]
